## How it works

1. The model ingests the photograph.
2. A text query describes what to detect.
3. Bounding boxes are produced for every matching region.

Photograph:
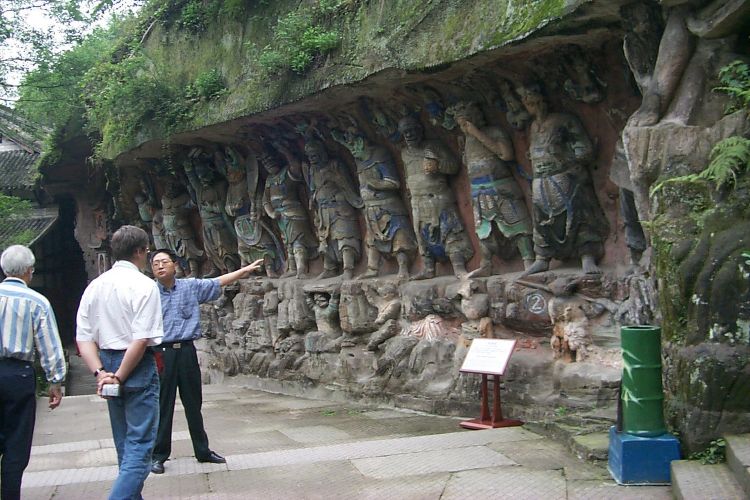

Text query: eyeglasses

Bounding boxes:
[151,259,174,267]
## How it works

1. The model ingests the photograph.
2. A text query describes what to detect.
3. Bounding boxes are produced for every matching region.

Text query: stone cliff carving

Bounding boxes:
[561,44,606,104]
[304,285,344,352]
[498,79,532,131]
[220,146,283,277]
[331,121,417,280]
[260,143,318,279]
[304,138,364,280]
[398,115,473,279]
[362,281,402,351]
[184,148,241,276]
[451,101,535,276]
[161,177,204,277]
[517,83,609,276]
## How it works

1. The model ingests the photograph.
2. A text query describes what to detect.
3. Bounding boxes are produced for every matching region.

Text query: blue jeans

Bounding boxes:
[100,350,159,500]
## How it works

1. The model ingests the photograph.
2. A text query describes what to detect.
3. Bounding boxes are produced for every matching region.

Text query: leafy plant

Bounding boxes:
[715,60,750,114]
[651,136,750,195]
[185,69,227,101]
[177,0,221,33]
[688,438,726,464]
[257,1,342,75]
[0,194,32,219]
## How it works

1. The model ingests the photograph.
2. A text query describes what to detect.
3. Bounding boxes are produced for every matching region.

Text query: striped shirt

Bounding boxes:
[157,278,220,342]
[0,277,67,383]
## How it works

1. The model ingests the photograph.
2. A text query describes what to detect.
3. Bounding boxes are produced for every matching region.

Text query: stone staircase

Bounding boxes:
[672,434,750,500]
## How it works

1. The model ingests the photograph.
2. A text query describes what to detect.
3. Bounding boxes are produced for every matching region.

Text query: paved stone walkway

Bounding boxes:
[24,384,673,499]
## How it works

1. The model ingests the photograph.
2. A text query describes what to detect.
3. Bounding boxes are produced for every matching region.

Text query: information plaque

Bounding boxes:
[460,338,516,376]
[458,338,522,430]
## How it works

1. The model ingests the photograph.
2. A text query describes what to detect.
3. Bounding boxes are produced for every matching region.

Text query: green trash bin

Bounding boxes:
[620,325,667,437]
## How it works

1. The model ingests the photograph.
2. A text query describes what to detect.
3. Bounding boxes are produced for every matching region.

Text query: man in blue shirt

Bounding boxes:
[0,244,66,500]
[149,249,262,474]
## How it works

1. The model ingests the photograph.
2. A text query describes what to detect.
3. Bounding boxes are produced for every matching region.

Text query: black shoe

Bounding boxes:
[197,451,226,464]
[151,461,165,474]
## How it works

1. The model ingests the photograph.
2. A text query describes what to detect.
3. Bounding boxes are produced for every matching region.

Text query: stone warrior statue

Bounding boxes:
[304,286,345,352]
[220,146,283,278]
[304,138,363,280]
[517,82,609,276]
[134,175,168,251]
[398,115,473,279]
[160,177,204,277]
[260,143,318,279]
[451,101,534,276]
[331,123,417,281]
[184,148,241,277]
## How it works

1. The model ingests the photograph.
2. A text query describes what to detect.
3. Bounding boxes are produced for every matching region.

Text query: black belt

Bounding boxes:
[0,357,32,365]
[158,340,194,350]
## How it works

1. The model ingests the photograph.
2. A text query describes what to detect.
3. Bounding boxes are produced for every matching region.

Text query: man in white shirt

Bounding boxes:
[76,226,163,500]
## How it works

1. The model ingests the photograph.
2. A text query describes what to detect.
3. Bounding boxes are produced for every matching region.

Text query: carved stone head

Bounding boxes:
[195,161,215,187]
[304,139,329,168]
[260,149,281,176]
[450,101,485,127]
[516,82,547,117]
[398,115,424,147]
[313,291,330,309]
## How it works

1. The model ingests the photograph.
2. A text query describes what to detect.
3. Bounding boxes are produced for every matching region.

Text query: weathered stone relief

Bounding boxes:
[111,12,748,435]
[184,147,241,277]
[397,114,473,279]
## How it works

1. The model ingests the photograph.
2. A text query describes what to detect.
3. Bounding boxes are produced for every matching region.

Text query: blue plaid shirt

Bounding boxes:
[157,278,221,342]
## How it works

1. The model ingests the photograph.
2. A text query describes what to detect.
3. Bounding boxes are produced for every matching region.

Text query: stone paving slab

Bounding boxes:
[726,434,750,496]
[24,465,118,488]
[567,480,672,499]
[227,427,537,471]
[204,461,450,500]
[23,384,674,499]
[671,460,745,500]
[352,445,516,479]
[25,447,118,472]
[362,409,419,419]
[441,466,566,500]
[280,424,353,443]
[490,438,583,470]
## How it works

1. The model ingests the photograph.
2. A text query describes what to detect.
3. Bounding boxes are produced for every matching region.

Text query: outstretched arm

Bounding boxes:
[218,258,264,286]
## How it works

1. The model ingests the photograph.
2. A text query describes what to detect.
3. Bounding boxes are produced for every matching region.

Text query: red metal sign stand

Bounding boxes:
[460,373,523,430]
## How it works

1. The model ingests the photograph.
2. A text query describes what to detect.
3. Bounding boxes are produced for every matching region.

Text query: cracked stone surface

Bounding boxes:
[23,384,672,499]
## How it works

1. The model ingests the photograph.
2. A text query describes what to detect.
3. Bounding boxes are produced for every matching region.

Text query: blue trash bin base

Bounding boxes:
[607,426,681,485]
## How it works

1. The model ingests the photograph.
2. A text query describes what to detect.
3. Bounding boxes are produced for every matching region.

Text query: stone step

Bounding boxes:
[671,460,746,500]
[725,434,750,497]
[524,407,615,462]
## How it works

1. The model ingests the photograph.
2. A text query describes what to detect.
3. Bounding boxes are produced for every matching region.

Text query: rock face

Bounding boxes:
[58,0,750,450]
[200,271,627,419]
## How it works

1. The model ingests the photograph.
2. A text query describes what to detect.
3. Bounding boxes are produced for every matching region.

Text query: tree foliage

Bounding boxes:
[0,0,90,103]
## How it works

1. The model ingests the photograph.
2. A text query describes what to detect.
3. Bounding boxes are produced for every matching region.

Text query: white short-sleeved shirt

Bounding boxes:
[76,260,164,349]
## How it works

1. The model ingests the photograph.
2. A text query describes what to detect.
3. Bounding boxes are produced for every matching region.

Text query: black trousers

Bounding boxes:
[0,359,36,500]
[152,343,210,463]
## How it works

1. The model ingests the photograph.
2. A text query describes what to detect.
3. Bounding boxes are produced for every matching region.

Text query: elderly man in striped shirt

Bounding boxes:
[0,244,66,500]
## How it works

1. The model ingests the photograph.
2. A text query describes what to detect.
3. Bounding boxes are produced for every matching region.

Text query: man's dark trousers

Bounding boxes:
[0,359,36,500]
[152,342,211,463]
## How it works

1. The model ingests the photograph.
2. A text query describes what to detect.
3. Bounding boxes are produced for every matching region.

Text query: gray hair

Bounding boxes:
[1,245,35,277]
[111,225,149,261]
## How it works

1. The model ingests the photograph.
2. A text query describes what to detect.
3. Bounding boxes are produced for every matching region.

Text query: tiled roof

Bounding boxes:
[0,207,58,250]
[0,105,50,152]
[0,150,39,190]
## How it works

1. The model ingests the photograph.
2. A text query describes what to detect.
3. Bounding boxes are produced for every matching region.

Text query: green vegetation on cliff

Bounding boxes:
[16,0,576,161]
